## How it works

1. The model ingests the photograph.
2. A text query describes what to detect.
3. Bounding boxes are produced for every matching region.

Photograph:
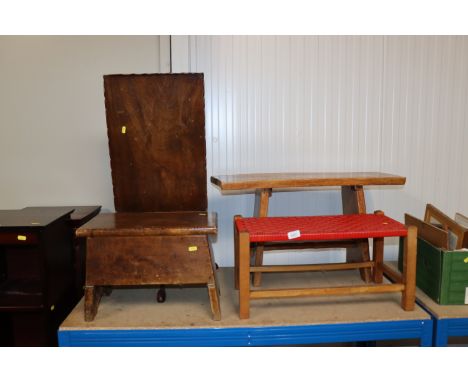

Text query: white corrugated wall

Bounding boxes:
[170,35,468,266]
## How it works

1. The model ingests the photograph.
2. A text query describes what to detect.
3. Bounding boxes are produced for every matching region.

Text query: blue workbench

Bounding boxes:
[414,286,468,346]
[59,268,432,346]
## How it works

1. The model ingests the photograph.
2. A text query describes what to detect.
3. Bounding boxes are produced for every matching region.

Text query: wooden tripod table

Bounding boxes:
[211,172,406,285]
[76,211,221,321]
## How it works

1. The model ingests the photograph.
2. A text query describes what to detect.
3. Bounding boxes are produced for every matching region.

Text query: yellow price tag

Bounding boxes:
[121,126,127,134]
[17,235,27,241]
[464,257,468,264]
[188,246,198,252]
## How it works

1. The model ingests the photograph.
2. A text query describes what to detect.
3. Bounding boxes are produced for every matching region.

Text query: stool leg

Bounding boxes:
[402,226,417,311]
[373,238,384,283]
[207,280,221,321]
[84,286,103,322]
[234,215,241,290]
[239,231,251,319]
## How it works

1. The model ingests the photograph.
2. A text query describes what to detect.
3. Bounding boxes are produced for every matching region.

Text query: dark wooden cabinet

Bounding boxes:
[0,206,101,346]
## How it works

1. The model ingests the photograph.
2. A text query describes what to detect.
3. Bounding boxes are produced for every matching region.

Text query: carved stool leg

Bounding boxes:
[84,286,104,322]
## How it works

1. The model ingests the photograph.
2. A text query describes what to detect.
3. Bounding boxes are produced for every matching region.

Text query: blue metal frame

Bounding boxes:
[59,319,433,347]
[433,318,468,346]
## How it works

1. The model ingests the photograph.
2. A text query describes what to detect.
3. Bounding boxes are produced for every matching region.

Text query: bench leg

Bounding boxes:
[402,226,417,311]
[252,188,271,287]
[239,231,251,319]
[84,285,104,322]
[341,185,372,282]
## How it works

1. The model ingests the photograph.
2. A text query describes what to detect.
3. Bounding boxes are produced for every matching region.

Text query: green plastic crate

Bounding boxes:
[398,237,468,304]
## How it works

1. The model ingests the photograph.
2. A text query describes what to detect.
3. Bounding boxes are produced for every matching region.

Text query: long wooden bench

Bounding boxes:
[234,211,417,319]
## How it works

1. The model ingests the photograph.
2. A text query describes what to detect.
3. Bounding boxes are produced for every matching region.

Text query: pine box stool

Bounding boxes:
[77,211,221,321]
[79,73,221,321]
[234,211,417,319]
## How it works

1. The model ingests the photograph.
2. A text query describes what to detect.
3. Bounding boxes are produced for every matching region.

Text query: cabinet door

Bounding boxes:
[104,73,207,212]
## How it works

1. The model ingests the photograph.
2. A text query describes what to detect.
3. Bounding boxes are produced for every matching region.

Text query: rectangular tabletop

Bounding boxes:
[0,207,75,228]
[58,268,432,346]
[211,172,406,191]
[22,206,101,227]
[76,211,217,238]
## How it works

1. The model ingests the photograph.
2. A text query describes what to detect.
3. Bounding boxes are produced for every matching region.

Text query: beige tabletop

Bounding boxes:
[386,261,468,320]
[60,267,429,331]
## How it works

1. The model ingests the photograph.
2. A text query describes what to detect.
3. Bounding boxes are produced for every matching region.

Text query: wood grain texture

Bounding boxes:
[402,226,417,311]
[424,204,467,249]
[85,235,214,286]
[76,212,217,238]
[238,231,251,319]
[405,213,448,249]
[104,73,207,212]
[341,185,371,282]
[382,263,403,284]
[211,172,406,191]
[250,284,405,299]
[250,262,375,273]
[252,188,271,287]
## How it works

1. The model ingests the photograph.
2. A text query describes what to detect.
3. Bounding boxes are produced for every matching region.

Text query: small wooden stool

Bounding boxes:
[76,211,221,321]
[234,211,417,319]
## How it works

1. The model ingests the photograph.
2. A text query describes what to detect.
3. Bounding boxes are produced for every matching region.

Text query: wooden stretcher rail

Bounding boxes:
[382,263,403,284]
[250,284,405,299]
[250,261,374,273]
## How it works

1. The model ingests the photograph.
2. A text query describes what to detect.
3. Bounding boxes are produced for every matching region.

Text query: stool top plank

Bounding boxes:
[76,211,217,238]
[211,171,406,191]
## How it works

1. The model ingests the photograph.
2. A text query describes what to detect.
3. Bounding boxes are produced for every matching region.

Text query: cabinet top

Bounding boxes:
[21,206,101,227]
[0,207,75,229]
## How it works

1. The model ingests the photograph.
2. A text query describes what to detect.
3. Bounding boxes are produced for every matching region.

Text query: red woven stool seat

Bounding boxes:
[235,214,407,243]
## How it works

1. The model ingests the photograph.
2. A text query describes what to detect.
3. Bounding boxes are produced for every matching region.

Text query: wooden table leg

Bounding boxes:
[341,185,371,282]
[252,188,271,287]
